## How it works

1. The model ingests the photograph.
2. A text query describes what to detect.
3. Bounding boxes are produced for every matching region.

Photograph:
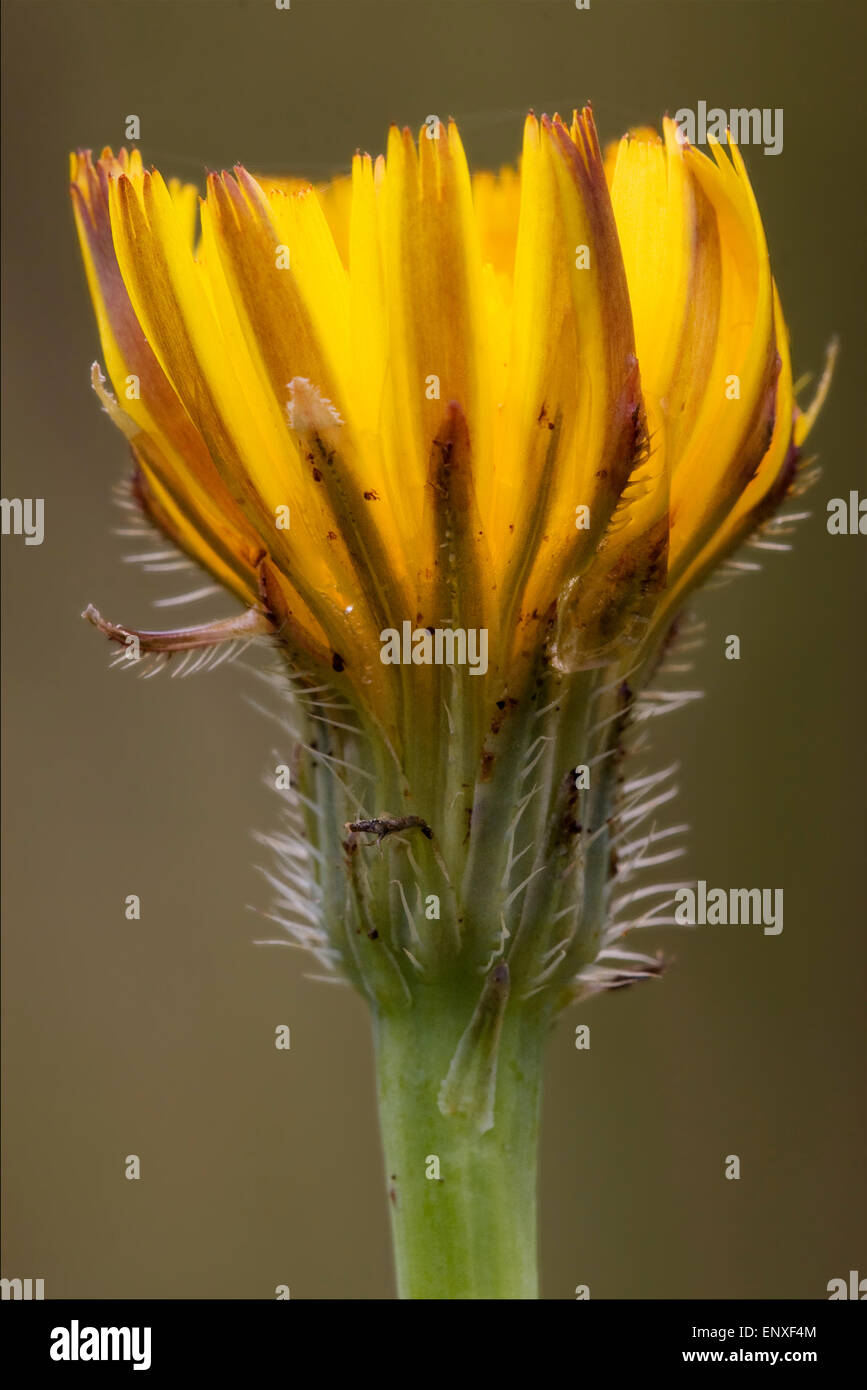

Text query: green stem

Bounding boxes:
[372,982,548,1299]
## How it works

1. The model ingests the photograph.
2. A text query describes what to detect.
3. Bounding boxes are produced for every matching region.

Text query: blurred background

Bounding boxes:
[2,0,864,1299]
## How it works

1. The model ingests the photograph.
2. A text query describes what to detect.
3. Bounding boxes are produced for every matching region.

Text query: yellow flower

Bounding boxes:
[71,111,830,714]
[71,107,834,1300]
[71,107,831,994]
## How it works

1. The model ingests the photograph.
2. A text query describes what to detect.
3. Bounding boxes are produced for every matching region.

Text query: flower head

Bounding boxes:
[71,109,831,1021]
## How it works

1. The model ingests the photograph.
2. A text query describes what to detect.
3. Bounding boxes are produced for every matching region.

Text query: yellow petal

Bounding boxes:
[498,110,645,659]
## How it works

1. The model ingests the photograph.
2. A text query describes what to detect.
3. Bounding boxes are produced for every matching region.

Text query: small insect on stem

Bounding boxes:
[345,815,433,843]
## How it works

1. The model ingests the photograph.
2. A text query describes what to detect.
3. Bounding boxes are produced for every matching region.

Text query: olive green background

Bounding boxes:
[2,0,864,1299]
